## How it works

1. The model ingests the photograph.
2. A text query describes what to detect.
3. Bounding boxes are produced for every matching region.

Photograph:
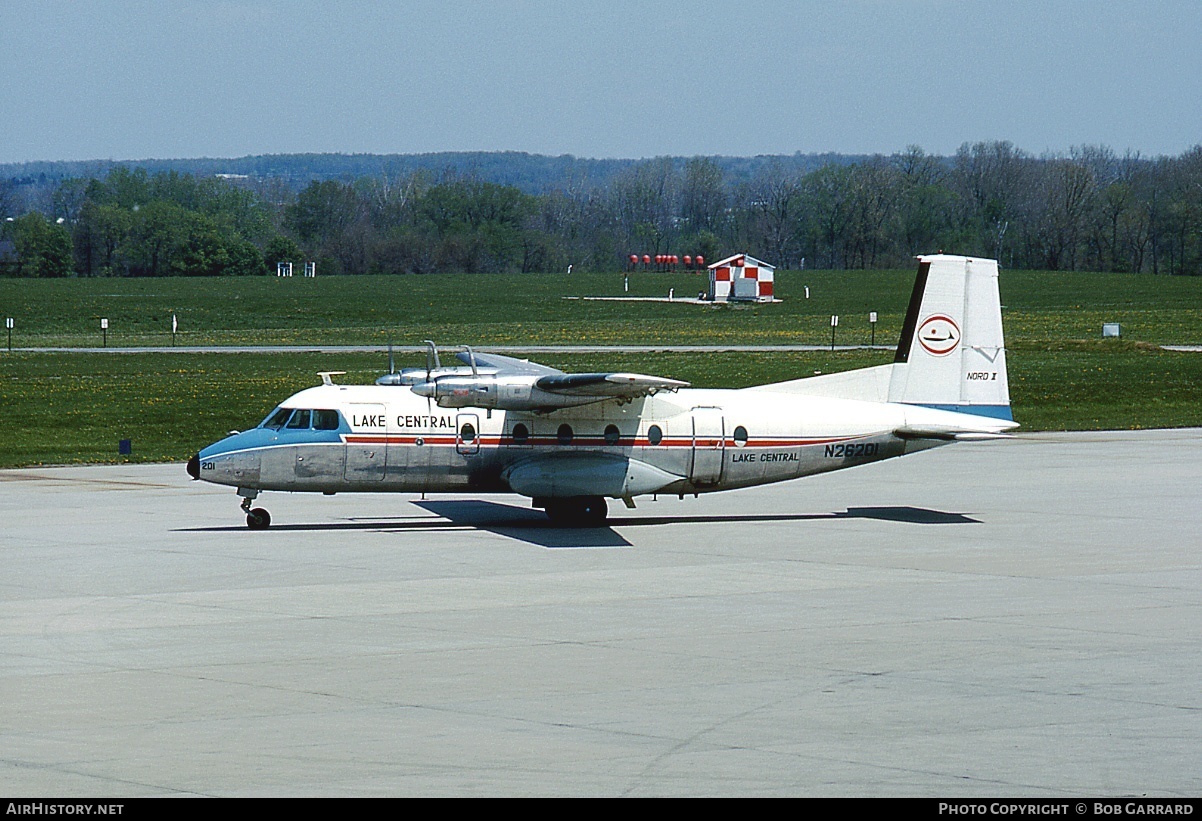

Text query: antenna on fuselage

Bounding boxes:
[318,371,346,386]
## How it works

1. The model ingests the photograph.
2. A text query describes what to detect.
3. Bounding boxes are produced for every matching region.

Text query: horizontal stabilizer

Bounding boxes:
[894,426,1015,441]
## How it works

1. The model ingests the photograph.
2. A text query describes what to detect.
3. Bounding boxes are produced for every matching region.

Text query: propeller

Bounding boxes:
[424,339,440,382]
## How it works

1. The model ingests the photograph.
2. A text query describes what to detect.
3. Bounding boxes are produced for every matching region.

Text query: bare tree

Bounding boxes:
[1032,151,1097,270]
[738,160,804,266]
[680,157,726,235]
[893,146,953,256]
[952,141,1033,263]
[610,158,679,257]
[0,178,18,219]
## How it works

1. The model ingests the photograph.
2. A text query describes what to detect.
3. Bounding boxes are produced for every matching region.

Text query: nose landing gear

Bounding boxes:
[239,492,271,530]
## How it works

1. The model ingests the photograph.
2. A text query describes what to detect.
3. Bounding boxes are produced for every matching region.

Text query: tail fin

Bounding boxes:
[888,254,1011,421]
[751,254,1013,424]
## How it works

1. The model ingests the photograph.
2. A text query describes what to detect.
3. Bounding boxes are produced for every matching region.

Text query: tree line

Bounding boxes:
[3,142,1201,277]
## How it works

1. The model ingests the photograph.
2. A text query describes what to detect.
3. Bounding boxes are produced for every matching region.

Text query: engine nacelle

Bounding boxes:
[504,453,683,499]
[377,365,499,387]
[410,376,601,411]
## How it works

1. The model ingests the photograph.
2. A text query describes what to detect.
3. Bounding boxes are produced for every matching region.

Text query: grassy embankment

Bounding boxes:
[2,269,1201,467]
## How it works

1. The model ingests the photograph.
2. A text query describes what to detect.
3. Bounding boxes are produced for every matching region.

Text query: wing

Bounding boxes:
[412,353,689,411]
[458,351,688,403]
[535,372,689,399]
[455,350,563,377]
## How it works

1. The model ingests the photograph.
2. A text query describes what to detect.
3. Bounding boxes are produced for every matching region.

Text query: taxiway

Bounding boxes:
[1,429,1199,796]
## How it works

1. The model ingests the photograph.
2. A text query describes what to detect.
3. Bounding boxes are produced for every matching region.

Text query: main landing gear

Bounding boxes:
[542,496,608,528]
[238,490,271,530]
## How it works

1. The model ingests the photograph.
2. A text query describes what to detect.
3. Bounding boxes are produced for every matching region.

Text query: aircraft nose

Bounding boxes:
[186,454,200,480]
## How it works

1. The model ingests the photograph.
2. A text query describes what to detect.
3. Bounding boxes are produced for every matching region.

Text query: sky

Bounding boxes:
[2,0,1201,164]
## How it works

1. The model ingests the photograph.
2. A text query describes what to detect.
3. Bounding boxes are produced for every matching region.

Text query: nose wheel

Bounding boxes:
[240,495,271,530]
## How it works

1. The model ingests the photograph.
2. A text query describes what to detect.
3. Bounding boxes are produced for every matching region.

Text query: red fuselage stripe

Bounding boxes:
[343,434,857,448]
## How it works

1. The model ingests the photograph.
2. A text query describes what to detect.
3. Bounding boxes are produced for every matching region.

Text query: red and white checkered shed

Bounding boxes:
[707,253,775,300]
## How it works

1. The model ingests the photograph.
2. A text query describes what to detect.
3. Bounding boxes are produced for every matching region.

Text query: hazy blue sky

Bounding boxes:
[3,0,1200,163]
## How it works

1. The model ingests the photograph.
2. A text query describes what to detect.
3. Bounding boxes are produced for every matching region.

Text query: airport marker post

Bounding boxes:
[101,318,108,347]
[172,313,177,347]
[830,314,839,351]
[869,311,877,346]
[6,317,12,351]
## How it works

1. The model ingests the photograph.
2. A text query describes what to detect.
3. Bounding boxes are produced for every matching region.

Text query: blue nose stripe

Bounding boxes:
[199,427,345,459]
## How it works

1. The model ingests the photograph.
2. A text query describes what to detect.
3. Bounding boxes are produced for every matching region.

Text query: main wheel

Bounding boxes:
[577,496,608,527]
[545,496,608,528]
[246,508,271,530]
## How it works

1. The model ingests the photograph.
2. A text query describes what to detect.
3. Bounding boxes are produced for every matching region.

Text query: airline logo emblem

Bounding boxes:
[917,314,960,356]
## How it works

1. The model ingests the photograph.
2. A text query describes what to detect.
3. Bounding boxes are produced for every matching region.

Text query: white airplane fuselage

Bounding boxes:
[190,254,1017,528]
[197,382,981,497]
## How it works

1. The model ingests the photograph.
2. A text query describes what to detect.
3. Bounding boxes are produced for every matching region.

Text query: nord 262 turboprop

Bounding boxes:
[187,254,1017,528]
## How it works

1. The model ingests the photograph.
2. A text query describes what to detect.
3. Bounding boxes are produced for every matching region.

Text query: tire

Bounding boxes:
[577,496,608,527]
[246,508,271,530]
[545,496,607,528]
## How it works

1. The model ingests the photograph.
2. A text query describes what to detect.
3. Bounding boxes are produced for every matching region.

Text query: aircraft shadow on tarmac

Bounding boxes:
[180,501,980,549]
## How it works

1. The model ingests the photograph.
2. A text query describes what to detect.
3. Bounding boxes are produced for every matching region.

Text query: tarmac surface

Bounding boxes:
[1,429,1200,796]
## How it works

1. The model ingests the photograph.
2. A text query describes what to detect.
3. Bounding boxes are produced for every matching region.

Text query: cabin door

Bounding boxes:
[456,413,481,455]
[689,407,725,486]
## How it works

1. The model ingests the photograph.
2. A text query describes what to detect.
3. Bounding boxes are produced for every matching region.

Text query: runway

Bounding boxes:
[2,429,1200,796]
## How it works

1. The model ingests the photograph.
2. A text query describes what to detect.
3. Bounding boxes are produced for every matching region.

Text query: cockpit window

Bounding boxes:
[263,407,341,431]
[262,407,292,430]
[285,409,311,429]
[313,410,340,430]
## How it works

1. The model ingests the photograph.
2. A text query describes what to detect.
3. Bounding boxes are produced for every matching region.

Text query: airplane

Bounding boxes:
[187,254,1017,529]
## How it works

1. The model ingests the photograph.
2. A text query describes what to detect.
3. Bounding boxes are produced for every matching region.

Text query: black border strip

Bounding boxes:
[894,259,931,363]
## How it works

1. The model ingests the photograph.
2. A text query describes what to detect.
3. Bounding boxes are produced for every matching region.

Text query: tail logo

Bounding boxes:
[917,314,960,356]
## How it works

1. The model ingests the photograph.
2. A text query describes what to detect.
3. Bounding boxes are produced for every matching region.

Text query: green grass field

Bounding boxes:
[3,268,1201,347]
[2,269,1201,467]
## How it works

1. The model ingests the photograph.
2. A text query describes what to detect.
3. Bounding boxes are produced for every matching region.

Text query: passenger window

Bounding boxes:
[647,424,663,446]
[557,424,573,445]
[604,424,621,445]
[733,426,749,447]
[460,422,476,444]
[512,423,530,444]
[313,410,340,430]
[262,407,291,430]
[285,409,311,429]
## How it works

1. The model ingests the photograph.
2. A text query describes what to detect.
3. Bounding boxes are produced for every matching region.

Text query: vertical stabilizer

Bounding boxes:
[888,255,1011,420]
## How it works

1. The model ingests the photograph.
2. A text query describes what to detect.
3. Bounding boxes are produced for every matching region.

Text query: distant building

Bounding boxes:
[707,253,775,302]
[214,173,253,189]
